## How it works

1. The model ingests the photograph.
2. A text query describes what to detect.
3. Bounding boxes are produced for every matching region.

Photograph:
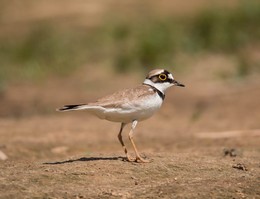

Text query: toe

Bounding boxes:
[135,156,150,163]
[126,155,136,162]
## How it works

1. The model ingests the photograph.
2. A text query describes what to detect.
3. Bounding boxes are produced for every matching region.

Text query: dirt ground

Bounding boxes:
[1,0,260,198]
[0,67,260,198]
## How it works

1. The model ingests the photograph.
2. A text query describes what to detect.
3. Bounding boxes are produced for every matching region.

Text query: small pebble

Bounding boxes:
[223,148,238,157]
[232,163,247,171]
[0,150,7,160]
[51,146,68,154]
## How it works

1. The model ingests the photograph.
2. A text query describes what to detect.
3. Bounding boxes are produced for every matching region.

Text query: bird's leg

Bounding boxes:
[129,120,150,163]
[117,123,135,162]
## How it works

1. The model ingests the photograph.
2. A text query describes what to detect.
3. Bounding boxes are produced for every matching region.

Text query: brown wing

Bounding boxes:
[88,85,155,108]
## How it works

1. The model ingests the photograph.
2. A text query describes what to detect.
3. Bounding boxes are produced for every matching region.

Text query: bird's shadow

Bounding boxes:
[43,156,125,165]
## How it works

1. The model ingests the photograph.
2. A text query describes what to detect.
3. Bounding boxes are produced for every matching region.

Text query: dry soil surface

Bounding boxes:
[0,77,260,199]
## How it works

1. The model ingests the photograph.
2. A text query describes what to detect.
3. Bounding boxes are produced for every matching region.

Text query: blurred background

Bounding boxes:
[0,0,260,158]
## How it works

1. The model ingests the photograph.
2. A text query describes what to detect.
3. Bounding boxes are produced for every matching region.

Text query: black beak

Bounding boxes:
[172,79,185,87]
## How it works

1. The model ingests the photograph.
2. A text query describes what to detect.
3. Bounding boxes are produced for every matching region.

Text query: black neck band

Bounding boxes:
[143,83,165,100]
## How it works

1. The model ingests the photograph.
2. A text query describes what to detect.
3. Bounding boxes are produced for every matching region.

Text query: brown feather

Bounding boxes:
[88,85,156,108]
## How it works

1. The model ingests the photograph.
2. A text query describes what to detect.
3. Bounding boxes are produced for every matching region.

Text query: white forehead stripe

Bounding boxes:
[168,73,174,79]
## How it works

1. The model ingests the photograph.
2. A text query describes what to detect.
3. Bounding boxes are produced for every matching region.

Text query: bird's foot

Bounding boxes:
[135,156,151,163]
[124,154,151,163]
[125,154,136,162]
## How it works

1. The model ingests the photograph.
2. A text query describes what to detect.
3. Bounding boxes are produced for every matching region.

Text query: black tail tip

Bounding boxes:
[56,107,69,111]
[56,104,85,111]
[56,107,67,111]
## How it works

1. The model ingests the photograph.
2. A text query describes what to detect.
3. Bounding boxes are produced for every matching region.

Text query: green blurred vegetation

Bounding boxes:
[0,26,94,81]
[0,0,259,87]
[107,0,260,73]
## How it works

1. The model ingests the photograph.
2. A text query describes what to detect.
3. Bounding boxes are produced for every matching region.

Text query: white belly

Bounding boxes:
[91,93,163,123]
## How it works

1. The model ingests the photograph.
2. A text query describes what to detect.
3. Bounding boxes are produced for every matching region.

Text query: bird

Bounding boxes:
[57,69,185,163]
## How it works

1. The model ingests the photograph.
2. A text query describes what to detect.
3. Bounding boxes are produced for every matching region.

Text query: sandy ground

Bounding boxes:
[0,70,260,198]
[0,1,260,198]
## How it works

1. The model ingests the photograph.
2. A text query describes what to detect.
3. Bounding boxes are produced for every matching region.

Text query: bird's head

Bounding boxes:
[143,69,185,93]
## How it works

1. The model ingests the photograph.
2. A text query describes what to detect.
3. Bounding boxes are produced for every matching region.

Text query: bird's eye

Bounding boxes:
[159,74,167,81]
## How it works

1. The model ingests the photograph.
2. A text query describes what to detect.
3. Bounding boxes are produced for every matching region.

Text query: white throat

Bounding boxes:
[143,79,173,93]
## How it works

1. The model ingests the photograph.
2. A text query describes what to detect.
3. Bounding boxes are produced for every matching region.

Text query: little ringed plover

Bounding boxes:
[57,69,185,163]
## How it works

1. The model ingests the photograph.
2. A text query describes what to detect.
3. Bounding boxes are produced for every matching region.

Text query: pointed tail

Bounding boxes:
[57,104,88,111]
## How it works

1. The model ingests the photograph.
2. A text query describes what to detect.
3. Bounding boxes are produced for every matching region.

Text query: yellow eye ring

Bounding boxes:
[159,74,167,81]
